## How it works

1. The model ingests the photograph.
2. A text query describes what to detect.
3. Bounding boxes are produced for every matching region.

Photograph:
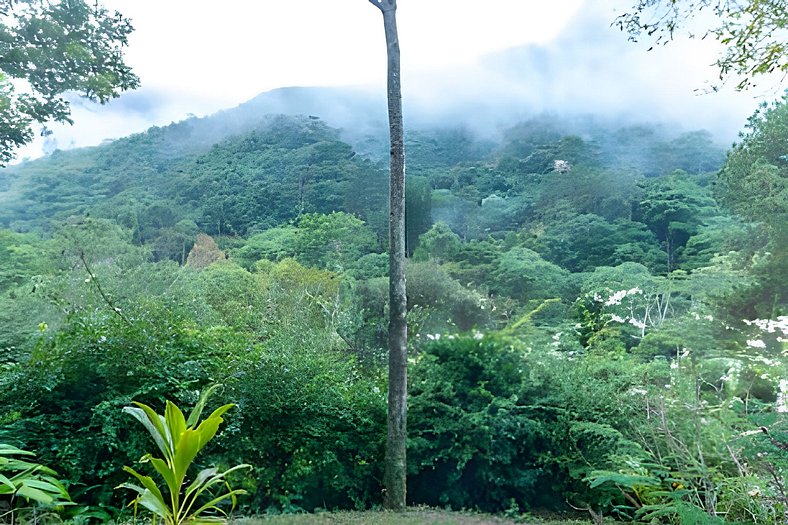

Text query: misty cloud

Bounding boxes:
[401,2,767,143]
[15,1,782,162]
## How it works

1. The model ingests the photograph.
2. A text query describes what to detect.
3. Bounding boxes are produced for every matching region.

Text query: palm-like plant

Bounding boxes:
[117,385,250,524]
[0,443,72,519]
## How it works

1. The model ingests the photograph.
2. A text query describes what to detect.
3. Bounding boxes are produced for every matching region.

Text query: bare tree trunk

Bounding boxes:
[368,0,407,511]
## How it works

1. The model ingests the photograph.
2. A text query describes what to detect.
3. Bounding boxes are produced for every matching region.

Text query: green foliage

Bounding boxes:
[407,261,491,333]
[255,258,350,351]
[534,166,641,222]
[679,216,749,271]
[225,347,385,512]
[717,93,788,317]
[0,443,71,515]
[0,307,240,508]
[0,230,56,361]
[635,172,717,270]
[491,246,574,302]
[719,94,788,227]
[531,214,667,273]
[405,176,433,255]
[495,120,590,175]
[617,1,787,90]
[344,252,388,280]
[658,131,727,176]
[575,264,682,348]
[413,223,462,264]
[0,230,49,292]
[408,334,672,516]
[231,227,299,269]
[429,190,479,239]
[197,262,263,332]
[118,385,250,524]
[0,0,139,164]
[293,212,379,272]
[409,334,544,512]
[580,356,788,524]
[171,118,381,236]
[186,234,226,269]
[405,127,493,175]
[0,104,783,523]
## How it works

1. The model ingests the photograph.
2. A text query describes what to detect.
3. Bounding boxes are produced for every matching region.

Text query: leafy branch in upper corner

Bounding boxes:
[0,0,139,164]
[117,385,250,525]
[616,0,787,90]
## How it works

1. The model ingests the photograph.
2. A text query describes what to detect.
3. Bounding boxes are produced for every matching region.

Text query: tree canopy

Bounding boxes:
[0,0,138,164]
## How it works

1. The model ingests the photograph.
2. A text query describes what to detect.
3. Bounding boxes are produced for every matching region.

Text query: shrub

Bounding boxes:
[223,347,386,512]
[408,334,546,512]
[0,443,71,521]
[0,309,241,508]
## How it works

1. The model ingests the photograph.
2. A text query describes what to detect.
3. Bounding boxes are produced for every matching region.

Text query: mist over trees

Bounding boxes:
[0,1,786,524]
[0,90,785,521]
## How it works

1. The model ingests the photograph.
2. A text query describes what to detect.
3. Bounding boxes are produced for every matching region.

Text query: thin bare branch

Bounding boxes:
[79,250,131,325]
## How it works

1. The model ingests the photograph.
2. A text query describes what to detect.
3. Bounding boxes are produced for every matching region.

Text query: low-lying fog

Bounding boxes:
[15,1,784,162]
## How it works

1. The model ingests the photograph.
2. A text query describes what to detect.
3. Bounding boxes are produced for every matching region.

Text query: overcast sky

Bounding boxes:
[18,0,783,160]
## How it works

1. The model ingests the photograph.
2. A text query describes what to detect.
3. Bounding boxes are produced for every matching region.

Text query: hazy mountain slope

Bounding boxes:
[0,83,726,242]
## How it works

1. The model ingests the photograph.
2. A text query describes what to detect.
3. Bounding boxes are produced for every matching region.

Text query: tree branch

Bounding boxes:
[761,426,788,451]
[367,0,396,12]
[616,484,643,509]
[79,250,131,325]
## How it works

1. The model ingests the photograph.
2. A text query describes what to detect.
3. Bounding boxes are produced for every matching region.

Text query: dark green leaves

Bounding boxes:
[0,0,139,164]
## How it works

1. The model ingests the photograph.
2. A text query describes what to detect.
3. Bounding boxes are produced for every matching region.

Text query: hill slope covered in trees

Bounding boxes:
[0,88,785,523]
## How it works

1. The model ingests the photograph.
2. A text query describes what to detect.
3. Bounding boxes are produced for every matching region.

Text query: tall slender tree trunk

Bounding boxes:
[367,0,407,511]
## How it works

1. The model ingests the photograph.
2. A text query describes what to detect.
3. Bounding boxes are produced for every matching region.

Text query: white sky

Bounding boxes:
[15,0,782,160]
[111,0,584,107]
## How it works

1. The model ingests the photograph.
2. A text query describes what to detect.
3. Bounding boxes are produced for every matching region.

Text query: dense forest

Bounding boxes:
[0,85,786,523]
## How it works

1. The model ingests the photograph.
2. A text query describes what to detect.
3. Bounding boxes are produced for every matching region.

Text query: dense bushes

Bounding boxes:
[0,110,784,522]
[0,306,387,513]
[0,259,784,521]
[225,348,385,512]
[408,334,667,514]
[408,335,545,511]
[408,333,787,522]
[0,309,235,507]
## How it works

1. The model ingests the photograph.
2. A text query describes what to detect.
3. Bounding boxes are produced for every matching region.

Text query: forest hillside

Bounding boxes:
[0,86,786,523]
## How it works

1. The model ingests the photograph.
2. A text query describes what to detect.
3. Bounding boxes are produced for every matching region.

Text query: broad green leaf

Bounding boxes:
[0,444,35,456]
[118,481,170,519]
[194,405,234,447]
[173,429,202,486]
[15,483,55,504]
[165,400,187,445]
[185,467,218,499]
[204,403,234,423]
[19,477,70,498]
[148,456,178,497]
[0,472,16,491]
[189,488,247,519]
[115,481,146,496]
[186,384,221,427]
[122,466,166,506]
[138,489,172,520]
[124,405,171,459]
[186,464,251,505]
[118,390,245,525]
[6,459,50,473]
